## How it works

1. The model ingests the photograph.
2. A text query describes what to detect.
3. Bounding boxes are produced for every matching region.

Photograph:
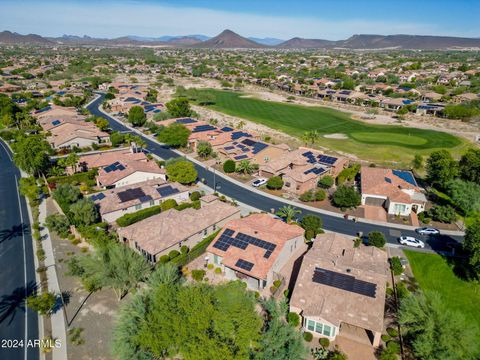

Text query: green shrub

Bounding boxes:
[337,164,360,184]
[332,185,361,208]
[389,256,403,276]
[171,230,221,267]
[386,327,399,338]
[191,269,206,282]
[353,237,362,248]
[116,205,162,227]
[315,189,326,201]
[395,281,410,299]
[303,331,313,342]
[318,175,334,189]
[287,312,300,327]
[214,267,222,274]
[190,191,201,201]
[386,340,401,354]
[418,211,431,224]
[161,199,178,211]
[26,292,57,315]
[305,229,315,241]
[207,263,214,270]
[381,334,391,342]
[299,190,315,202]
[386,287,394,296]
[159,255,170,264]
[273,279,282,288]
[180,245,189,254]
[319,337,330,347]
[428,205,457,223]
[175,202,196,211]
[266,176,284,190]
[368,231,386,248]
[223,159,236,173]
[168,250,180,259]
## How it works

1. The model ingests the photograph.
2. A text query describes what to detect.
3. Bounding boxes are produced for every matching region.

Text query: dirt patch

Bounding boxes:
[47,199,120,360]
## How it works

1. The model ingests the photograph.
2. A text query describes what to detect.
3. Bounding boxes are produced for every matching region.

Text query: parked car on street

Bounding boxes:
[415,227,440,236]
[399,236,425,248]
[252,178,267,187]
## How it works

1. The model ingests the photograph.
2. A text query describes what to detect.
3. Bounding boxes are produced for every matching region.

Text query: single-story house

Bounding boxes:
[71,146,147,174]
[360,166,427,216]
[206,213,305,290]
[117,196,241,263]
[290,233,388,347]
[259,148,348,194]
[47,122,110,149]
[90,178,190,223]
[96,158,166,189]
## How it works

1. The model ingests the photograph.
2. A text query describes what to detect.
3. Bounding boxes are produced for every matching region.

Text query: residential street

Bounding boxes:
[0,141,39,360]
[87,94,464,253]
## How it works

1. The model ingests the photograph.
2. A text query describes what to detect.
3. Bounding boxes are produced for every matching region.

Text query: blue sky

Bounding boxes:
[1,0,479,39]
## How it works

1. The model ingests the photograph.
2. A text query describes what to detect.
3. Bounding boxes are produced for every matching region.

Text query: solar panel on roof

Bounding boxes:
[117,188,146,203]
[139,195,153,203]
[212,230,276,257]
[176,118,197,124]
[91,193,106,201]
[231,131,251,140]
[192,125,217,133]
[220,127,233,132]
[264,251,272,259]
[241,138,256,147]
[235,259,254,272]
[302,151,314,157]
[312,268,377,298]
[252,143,268,154]
[51,120,61,126]
[318,155,338,165]
[385,177,392,184]
[234,155,248,160]
[156,185,180,197]
[224,146,235,150]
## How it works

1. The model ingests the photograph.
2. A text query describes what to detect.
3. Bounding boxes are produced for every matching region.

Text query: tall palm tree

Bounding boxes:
[276,205,302,223]
[302,130,319,146]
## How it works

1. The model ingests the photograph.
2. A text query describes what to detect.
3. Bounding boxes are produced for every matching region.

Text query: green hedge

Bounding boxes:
[116,205,162,227]
[170,230,221,267]
[116,200,201,227]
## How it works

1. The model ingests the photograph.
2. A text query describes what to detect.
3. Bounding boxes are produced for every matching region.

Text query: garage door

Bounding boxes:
[364,197,386,207]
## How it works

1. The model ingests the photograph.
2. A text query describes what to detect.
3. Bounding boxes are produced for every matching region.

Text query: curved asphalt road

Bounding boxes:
[0,141,39,360]
[87,94,463,252]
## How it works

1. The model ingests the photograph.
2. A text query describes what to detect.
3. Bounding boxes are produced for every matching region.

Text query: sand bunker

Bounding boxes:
[324,133,348,139]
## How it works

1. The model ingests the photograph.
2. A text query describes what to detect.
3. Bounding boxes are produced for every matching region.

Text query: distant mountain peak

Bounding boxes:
[190,29,266,49]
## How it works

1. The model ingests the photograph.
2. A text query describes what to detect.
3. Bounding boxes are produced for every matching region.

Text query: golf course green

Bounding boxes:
[197,89,469,164]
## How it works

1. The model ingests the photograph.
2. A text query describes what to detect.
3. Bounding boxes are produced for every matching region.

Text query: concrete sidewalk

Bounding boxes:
[39,199,68,360]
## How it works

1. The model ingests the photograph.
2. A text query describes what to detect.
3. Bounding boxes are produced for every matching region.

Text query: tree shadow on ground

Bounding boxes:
[0,281,37,325]
[0,223,30,244]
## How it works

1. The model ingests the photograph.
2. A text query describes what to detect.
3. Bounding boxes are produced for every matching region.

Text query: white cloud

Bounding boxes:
[0,1,474,39]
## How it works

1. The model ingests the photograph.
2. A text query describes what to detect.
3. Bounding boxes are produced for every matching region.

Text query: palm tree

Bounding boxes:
[303,130,319,145]
[276,205,301,223]
[236,159,254,175]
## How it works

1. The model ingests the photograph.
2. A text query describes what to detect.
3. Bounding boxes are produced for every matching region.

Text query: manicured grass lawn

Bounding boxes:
[198,89,470,165]
[404,251,480,337]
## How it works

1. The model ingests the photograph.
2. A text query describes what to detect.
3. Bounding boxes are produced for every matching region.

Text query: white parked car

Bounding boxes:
[399,236,425,248]
[415,227,440,236]
[252,178,267,187]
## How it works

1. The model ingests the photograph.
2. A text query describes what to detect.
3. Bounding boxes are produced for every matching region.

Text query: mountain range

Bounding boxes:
[1,29,480,50]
